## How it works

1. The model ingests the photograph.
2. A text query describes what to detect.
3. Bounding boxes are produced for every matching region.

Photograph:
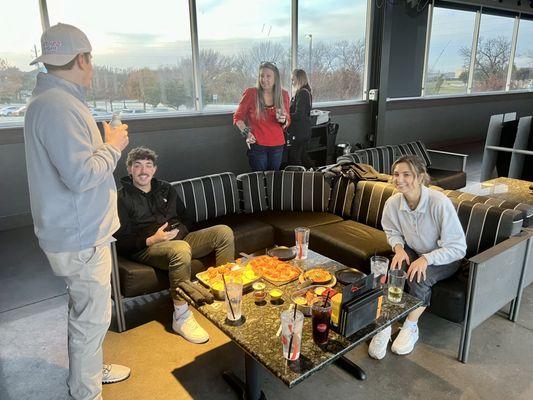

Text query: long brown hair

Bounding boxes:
[255,62,284,120]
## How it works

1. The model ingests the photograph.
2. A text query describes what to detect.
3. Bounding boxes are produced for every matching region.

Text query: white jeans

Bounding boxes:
[45,244,112,400]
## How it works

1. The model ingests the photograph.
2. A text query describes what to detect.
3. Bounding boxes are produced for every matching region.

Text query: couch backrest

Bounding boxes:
[390,141,432,166]
[444,189,532,227]
[351,180,398,229]
[236,172,269,213]
[265,171,331,212]
[337,146,395,174]
[171,172,240,223]
[449,197,523,258]
[328,176,356,217]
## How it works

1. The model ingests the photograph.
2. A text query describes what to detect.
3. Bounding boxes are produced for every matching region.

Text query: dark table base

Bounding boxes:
[223,352,367,399]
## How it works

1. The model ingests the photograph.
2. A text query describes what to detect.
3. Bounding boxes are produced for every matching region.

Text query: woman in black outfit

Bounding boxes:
[286,69,312,167]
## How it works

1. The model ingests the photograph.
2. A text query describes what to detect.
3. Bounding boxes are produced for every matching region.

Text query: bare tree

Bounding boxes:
[460,36,512,91]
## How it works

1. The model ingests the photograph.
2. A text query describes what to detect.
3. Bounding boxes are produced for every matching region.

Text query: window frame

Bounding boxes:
[421,3,533,99]
[0,0,370,129]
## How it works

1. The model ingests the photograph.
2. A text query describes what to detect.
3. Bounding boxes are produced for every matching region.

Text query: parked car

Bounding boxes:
[0,105,24,116]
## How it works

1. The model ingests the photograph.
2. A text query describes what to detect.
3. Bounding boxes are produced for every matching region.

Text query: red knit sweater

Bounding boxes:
[233,87,291,146]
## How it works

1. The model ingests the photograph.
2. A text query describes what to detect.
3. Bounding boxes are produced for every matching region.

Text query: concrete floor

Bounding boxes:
[2,141,532,400]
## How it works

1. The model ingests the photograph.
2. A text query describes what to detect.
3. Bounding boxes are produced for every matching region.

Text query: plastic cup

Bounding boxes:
[370,255,389,287]
[280,309,304,360]
[224,276,243,321]
[387,269,407,303]
[295,227,310,260]
[311,299,332,345]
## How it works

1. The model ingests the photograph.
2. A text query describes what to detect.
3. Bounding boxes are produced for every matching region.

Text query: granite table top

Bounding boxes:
[462,177,533,205]
[190,250,423,388]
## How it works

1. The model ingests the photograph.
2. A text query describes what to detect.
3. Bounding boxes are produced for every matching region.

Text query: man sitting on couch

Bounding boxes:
[115,147,235,344]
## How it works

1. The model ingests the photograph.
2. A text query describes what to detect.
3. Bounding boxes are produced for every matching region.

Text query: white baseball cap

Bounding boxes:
[30,23,92,66]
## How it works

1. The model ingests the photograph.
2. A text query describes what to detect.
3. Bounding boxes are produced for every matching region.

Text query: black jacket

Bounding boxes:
[115,176,193,255]
[287,86,312,142]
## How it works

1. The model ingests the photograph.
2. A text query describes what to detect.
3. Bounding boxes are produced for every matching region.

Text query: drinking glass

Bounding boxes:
[311,299,332,345]
[280,309,304,360]
[387,269,407,303]
[370,255,389,287]
[294,227,310,260]
[224,276,243,321]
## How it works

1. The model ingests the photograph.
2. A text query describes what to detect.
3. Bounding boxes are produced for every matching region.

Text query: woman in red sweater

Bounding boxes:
[233,62,290,171]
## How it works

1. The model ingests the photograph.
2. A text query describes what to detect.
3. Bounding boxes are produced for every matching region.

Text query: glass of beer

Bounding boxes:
[311,299,332,345]
[387,269,407,303]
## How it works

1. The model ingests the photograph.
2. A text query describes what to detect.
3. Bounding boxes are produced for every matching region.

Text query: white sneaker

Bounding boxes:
[172,310,209,344]
[391,322,419,355]
[102,364,131,384]
[368,325,391,360]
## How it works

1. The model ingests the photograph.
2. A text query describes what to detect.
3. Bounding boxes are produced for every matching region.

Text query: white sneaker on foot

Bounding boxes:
[102,364,131,384]
[368,325,391,360]
[391,322,419,355]
[172,310,209,344]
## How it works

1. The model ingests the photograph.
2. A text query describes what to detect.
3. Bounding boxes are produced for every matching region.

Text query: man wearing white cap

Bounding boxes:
[24,23,131,400]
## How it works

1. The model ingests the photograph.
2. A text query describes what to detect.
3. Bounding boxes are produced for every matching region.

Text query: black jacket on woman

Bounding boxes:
[287,85,312,143]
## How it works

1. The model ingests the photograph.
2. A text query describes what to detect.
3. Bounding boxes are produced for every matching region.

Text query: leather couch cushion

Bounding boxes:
[254,211,343,247]
[428,272,468,323]
[237,172,269,213]
[195,213,275,256]
[265,171,331,212]
[391,141,432,167]
[428,168,466,190]
[328,176,356,218]
[171,172,240,223]
[450,198,523,258]
[351,180,397,229]
[117,256,170,298]
[310,220,391,273]
[444,189,532,227]
[337,146,395,174]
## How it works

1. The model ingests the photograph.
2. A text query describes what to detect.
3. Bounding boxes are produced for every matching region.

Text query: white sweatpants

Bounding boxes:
[45,244,112,400]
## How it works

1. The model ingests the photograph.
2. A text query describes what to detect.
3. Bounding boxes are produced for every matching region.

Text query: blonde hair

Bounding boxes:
[292,69,309,91]
[255,62,284,120]
[391,155,430,186]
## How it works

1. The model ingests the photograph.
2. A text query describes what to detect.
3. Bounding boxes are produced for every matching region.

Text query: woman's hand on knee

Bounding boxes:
[407,257,428,283]
[391,245,409,269]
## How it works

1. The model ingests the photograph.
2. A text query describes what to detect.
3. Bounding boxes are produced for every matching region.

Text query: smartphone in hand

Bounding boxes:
[165,222,180,232]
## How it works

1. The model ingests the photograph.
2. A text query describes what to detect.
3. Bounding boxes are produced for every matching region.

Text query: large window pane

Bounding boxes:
[47,0,194,117]
[424,7,476,96]
[298,0,368,102]
[196,0,291,111]
[511,19,533,90]
[472,13,514,93]
[0,5,41,124]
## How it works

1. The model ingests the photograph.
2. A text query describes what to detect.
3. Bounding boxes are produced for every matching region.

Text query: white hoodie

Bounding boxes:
[24,72,121,252]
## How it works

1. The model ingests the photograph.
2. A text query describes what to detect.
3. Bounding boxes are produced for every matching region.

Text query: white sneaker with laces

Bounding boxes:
[391,321,419,355]
[172,309,209,344]
[102,364,131,384]
[368,325,391,360]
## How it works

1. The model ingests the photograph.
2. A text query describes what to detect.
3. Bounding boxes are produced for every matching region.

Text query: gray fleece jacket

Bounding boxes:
[24,72,121,252]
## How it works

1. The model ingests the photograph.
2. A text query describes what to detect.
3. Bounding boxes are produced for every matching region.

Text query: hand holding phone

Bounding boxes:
[165,222,180,232]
